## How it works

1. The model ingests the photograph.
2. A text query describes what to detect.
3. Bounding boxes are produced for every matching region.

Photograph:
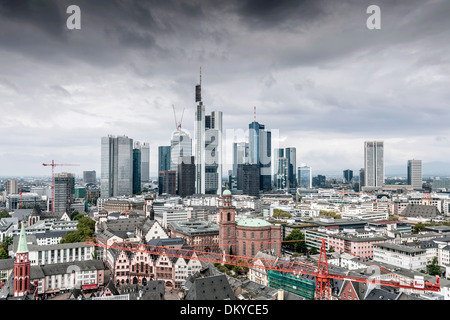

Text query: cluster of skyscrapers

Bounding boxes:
[156,75,223,197]
[100,74,425,200]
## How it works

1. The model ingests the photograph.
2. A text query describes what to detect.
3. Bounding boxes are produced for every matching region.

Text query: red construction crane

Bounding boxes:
[42,160,79,212]
[84,237,441,300]
[19,187,23,209]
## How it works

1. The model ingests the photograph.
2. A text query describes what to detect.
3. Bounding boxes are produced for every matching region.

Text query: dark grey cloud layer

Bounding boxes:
[0,0,449,176]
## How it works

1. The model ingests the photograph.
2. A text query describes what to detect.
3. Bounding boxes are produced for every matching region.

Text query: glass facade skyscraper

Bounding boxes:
[297,166,312,189]
[158,146,171,172]
[133,148,141,194]
[135,141,150,183]
[170,129,192,173]
[101,135,133,198]
[249,121,271,191]
[285,147,297,189]
[273,148,284,187]
[232,141,249,177]
[194,74,223,195]
[276,157,288,190]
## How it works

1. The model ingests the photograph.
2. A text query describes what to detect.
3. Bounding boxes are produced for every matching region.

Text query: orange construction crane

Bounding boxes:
[42,160,79,212]
[84,237,440,300]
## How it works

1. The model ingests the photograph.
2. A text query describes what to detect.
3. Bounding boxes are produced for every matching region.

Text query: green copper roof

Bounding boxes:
[16,221,29,254]
[223,189,232,195]
[236,217,272,227]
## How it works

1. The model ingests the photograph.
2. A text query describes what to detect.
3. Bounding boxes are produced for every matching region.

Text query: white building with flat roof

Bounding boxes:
[373,242,427,271]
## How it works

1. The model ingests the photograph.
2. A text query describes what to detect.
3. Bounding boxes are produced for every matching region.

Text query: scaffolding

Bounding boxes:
[267,270,315,300]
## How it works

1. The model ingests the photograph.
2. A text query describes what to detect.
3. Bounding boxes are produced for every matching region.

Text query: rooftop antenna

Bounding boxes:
[254,106,256,122]
[195,67,202,103]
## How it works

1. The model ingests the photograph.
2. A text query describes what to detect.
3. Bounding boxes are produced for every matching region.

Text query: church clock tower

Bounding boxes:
[218,189,236,255]
[14,221,31,297]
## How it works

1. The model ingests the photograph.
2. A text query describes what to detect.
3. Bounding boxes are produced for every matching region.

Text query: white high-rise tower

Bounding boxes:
[364,141,384,188]
[407,159,422,190]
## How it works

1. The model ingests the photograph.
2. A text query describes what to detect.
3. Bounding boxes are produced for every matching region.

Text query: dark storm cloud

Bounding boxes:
[1,0,450,175]
[0,0,66,38]
[235,0,327,30]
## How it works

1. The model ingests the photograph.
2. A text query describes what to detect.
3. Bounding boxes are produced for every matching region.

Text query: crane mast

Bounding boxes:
[42,160,80,212]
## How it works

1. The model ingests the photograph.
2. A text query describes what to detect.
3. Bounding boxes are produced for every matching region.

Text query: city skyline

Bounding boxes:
[1,0,450,178]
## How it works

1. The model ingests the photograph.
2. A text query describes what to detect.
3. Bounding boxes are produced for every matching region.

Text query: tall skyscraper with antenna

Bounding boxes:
[194,69,223,195]
[194,68,205,194]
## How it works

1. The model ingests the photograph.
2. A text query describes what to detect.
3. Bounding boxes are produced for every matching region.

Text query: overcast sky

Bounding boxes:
[0,0,449,178]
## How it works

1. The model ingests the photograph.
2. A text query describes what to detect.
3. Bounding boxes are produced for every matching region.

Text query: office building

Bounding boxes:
[194,75,205,195]
[249,120,271,191]
[101,135,133,198]
[343,169,353,184]
[297,166,312,189]
[230,142,249,191]
[232,142,249,177]
[170,129,192,173]
[285,147,297,189]
[135,141,150,183]
[407,159,422,190]
[241,164,260,197]
[158,171,177,195]
[204,111,223,195]
[178,156,195,198]
[158,146,171,172]
[132,147,141,194]
[312,175,326,188]
[83,171,96,185]
[364,141,384,187]
[275,157,288,190]
[54,172,75,213]
[273,148,284,187]
[194,73,223,195]
[359,168,365,188]
[5,179,18,196]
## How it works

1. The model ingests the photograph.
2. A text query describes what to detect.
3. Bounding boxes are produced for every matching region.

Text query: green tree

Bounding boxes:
[70,210,80,220]
[60,216,95,243]
[283,229,306,252]
[72,214,85,221]
[0,210,11,219]
[413,222,426,234]
[0,247,8,259]
[427,257,441,276]
[319,210,341,219]
[273,209,292,219]
[0,236,13,259]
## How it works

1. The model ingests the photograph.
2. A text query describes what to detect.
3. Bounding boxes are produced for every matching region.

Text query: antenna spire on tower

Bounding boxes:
[254,106,256,122]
